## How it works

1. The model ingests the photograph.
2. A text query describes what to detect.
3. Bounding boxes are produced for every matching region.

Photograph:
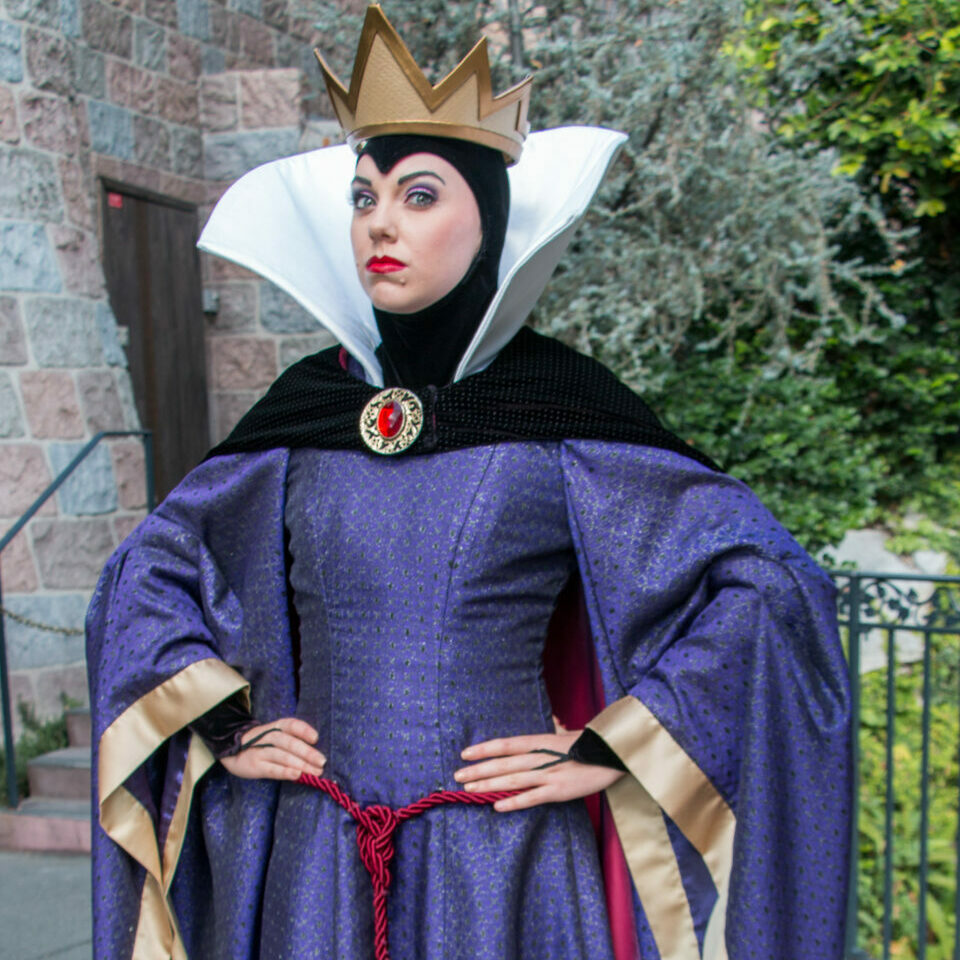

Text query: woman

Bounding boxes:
[86,8,851,959]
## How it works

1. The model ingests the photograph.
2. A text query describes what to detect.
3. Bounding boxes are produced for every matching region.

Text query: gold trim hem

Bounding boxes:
[589,695,736,960]
[98,658,248,959]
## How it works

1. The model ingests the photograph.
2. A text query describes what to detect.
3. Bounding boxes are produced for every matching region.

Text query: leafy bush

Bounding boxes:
[0,702,70,805]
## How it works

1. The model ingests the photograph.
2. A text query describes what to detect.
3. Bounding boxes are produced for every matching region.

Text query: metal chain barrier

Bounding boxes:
[0,605,85,636]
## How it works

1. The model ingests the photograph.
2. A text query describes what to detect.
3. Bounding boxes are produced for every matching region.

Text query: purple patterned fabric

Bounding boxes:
[86,440,850,959]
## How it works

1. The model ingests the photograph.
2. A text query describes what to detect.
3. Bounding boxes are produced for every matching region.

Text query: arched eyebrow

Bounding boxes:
[396,170,446,186]
[351,176,372,187]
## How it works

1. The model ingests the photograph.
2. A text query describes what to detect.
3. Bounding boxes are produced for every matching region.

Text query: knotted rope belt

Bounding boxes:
[298,773,518,960]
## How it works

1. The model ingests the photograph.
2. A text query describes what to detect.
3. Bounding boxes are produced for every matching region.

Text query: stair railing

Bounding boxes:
[0,430,154,808]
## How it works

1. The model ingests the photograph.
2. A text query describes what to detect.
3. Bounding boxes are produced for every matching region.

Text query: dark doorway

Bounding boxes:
[100,181,210,501]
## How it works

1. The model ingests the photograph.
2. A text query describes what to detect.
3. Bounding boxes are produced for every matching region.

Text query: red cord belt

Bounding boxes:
[297,772,517,960]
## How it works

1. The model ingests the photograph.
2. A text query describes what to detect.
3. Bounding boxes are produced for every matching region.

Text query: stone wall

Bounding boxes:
[0,0,339,733]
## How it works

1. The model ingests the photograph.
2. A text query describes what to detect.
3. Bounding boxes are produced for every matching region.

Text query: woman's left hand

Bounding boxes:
[454,731,625,812]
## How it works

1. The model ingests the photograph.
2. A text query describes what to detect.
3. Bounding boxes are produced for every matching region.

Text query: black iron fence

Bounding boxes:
[0,430,154,807]
[839,570,960,960]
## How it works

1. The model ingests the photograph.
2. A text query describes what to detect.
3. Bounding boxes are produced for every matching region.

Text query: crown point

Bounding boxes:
[316,4,532,164]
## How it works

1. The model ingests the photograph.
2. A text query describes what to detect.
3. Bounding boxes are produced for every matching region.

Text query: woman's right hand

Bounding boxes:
[219,718,326,781]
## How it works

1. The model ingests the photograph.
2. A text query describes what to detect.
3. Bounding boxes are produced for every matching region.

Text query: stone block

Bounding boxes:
[203,251,259,282]
[279,332,335,370]
[199,73,237,132]
[171,125,201,178]
[20,370,84,439]
[204,128,298,181]
[176,0,210,40]
[261,0,287,32]
[0,528,38,592]
[210,336,276,389]
[288,13,315,43]
[0,297,27,364]
[35,665,89,714]
[229,0,261,18]
[49,441,118,515]
[207,280,255,332]
[207,2,229,47]
[82,0,132,57]
[0,369,25,437]
[145,0,177,26]
[5,0,59,29]
[0,84,18,144]
[4,593,89,670]
[0,443,55,518]
[0,222,61,293]
[238,16,272,65]
[60,0,81,38]
[260,282,317,333]
[20,93,80,156]
[113,369,141,428]
[0,147,63,222]
[86,99,133,160]
[50,225,105,298]
[133,113,170,169]
[106,60,156,113]
[213,389,256,441]
[299,119,341,153]
[110,439,146,508]
[167,32,200,81]
[134,17,166,71]
[24,297,103,367]
[0,23,23,83]
[25,28,73,96]
[240,69,302,129]
[155,76,198,125]
[59,158,94,231]
[73,44,105,98]
[77,369,124,432]
[201,44,225,74]
[274,32,299,70]
[113,511,144,544]
[95,301,127,367]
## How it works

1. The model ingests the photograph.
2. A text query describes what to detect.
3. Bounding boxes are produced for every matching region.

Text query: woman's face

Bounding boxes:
[350,152,482,314]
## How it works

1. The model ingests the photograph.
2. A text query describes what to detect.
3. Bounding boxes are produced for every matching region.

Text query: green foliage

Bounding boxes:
[731,0,960,532]
[856,631,960,958]
[731,0,960,220]
[0,701,70,805]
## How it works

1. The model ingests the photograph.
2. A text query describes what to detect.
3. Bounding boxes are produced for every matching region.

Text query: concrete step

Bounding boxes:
[65,708,91,748]
[0,798,91,853]
[27,746,91,801]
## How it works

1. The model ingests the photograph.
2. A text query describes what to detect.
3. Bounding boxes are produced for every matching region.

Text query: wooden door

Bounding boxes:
[100,182,210,501]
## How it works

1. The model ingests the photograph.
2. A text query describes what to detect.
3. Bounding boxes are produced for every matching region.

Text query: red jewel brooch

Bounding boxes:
[359,387,424,454]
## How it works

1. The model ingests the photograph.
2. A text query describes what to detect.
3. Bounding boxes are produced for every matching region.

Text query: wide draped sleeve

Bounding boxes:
[85,449,296,960]
[559,440,851,960]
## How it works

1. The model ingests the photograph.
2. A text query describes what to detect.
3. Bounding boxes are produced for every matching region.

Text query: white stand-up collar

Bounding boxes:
[198,126,627,386]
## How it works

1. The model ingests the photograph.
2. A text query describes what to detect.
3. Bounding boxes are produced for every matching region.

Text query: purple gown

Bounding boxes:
[86,441,850,959]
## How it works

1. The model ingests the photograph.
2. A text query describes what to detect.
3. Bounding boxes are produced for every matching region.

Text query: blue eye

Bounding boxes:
[405,186,437,207]
[350,190,375,210]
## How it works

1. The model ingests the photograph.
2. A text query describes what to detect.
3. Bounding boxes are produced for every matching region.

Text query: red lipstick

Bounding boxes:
[366,256,406,274]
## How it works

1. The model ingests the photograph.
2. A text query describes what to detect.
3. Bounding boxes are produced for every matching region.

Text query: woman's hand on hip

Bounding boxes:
[219,717,326,781]
[454,731,624,812]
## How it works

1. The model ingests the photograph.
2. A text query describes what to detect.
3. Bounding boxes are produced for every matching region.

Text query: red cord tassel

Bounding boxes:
[298,773,518,960]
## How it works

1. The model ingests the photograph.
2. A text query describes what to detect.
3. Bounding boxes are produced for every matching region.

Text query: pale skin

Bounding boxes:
[222,151,626,807]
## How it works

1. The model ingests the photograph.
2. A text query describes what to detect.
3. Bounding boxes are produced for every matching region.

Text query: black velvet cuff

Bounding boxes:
[189,692,257,759]
[568,728,628,772]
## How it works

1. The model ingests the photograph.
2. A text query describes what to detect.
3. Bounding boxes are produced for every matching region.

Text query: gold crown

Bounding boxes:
[314,5,532,164]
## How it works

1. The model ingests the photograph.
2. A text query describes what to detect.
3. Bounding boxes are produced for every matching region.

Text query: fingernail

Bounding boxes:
[453,771,464,781]
[461,747,475,759]
[464,782,476,792]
